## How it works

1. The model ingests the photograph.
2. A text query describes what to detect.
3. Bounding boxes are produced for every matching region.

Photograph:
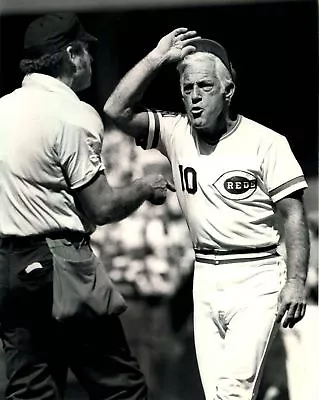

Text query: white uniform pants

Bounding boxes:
[281,304,319,400]
[193,254,286,400]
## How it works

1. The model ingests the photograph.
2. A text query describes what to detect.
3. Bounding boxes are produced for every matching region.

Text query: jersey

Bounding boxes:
[136,111,307,251]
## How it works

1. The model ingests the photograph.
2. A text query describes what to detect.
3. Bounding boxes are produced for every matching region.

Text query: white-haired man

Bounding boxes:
[104,29,310,400]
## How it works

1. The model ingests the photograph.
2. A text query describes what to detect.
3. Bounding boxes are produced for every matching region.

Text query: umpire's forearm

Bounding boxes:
[97,178,152,224]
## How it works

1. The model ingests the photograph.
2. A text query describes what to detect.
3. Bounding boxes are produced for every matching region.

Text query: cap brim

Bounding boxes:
[81,31,98,42]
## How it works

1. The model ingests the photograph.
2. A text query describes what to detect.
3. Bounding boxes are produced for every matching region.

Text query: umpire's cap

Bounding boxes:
[23,12,97,59]
[190,38,235,81]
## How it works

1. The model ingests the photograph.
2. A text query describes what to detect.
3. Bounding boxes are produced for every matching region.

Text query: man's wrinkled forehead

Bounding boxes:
[179,53,219,81]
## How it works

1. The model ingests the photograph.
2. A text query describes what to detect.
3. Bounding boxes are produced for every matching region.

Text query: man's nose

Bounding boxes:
[191,85,201,101]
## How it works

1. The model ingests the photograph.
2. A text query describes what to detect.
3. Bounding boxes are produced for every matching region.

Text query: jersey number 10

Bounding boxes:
[178,165,198,194]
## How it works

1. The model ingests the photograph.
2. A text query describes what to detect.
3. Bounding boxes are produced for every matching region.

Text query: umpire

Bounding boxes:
[0,12,168,400]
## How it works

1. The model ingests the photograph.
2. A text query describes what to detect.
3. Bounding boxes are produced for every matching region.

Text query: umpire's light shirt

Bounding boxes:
[0,73,105,237]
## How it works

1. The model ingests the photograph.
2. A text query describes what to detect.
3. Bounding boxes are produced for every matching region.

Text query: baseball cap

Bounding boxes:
[24,12,97,59]
[191,38,234,79]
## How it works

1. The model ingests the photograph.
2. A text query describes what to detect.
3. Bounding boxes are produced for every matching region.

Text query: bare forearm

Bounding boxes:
[276,194,309,328]
[104,27,199,120]
[98,178,151,224]
[104,50,165,119]
[76,171,168,225]
[284,213,310,283]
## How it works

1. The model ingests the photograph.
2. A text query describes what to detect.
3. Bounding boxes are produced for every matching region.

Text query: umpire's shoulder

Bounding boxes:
[77,101,104,135]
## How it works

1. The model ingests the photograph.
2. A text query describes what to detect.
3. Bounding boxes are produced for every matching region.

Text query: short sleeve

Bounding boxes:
[262,135,308,202]
[56,122,105,190]
[135,109,182,158]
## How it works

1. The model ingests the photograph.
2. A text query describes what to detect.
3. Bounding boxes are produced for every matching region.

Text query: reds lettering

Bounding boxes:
[224,177,257,194]
[214,171,258,200]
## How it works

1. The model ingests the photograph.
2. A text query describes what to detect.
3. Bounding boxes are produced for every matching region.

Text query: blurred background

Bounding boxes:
[0,0,318,399]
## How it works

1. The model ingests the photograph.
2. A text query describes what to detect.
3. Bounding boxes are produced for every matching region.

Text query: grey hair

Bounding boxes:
[177,52,234,93]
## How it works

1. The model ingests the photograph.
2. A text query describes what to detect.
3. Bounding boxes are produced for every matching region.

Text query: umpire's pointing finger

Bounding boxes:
[166,180,176,192]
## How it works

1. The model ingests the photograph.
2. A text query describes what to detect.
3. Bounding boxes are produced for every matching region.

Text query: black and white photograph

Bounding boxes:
[0,1,318,399]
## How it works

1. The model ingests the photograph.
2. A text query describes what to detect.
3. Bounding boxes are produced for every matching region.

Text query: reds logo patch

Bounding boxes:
[214,170,257,200]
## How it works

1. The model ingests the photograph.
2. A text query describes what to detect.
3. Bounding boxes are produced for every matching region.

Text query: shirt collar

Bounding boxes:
[193,114,242,148]
[22,73,80,102]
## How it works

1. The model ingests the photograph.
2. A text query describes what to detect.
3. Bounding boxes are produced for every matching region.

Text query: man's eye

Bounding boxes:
[183,86,192,94]
[202,84,213,92]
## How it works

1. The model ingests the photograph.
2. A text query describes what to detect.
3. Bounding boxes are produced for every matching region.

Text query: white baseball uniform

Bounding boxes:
[135,111,307,399]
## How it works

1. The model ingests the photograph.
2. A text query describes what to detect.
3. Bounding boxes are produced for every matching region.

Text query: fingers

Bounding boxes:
[150,189,167,205]
[180,36,202,45]
[145,175,175,205]
[171,27,188,36]
[275,303,287,324]
[175,31,201,49]
[172,28,200,47]
[181,45,197,58]
[148,194,167,206]
[176,30,200,41]
[300,302,307,319]
[176,31,201,59]
[282,303,298,328]
[147,175,168,205]
[156,28,201,62]
[172,27,189,35]
[277,302,307,328]
[287,303,307,328]
[166,180,176,192]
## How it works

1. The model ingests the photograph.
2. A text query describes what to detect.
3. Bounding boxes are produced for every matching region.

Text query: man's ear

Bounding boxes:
[66,45,76,63]
[225,81,236,103]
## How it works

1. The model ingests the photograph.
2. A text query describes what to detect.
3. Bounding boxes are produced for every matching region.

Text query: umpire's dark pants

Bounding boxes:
[0,236,147,400]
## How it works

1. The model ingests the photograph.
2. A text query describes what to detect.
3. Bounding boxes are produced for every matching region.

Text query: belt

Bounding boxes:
[194,244,279,264]
[0,230,90,249]
[194,244,277,256]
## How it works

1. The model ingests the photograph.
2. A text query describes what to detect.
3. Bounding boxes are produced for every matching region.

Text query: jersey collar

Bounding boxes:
[194,114,242,147]
[22,73,80,102]
[219,114,242,141]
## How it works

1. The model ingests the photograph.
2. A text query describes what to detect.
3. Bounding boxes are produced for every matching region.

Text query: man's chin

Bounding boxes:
[191,119,206,130]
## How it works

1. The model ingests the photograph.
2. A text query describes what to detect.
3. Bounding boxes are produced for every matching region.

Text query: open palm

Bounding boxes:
[155,28,201,63]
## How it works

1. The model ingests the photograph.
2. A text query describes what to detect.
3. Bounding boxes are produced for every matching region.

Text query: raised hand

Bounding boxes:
[153,27,201,63]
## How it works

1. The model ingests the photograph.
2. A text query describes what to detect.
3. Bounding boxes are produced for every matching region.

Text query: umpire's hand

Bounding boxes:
[276,279,307,328]
[144,174,175,205]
